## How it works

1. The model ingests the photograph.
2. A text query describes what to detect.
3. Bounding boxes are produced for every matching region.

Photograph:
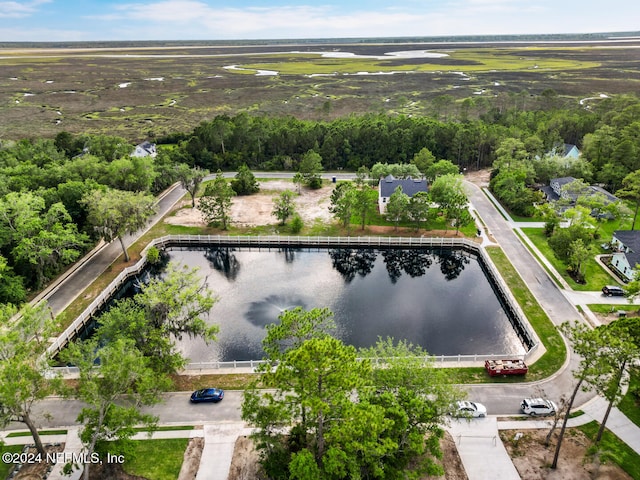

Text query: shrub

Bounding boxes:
[290,214,304,234]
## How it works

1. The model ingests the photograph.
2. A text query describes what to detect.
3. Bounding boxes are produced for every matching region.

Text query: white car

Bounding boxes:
[452,401,487,418]
[520,398,557,416]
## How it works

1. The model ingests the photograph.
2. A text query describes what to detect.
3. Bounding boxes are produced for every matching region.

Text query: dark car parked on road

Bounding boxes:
[190,388,224,403]
[602,285,625,296]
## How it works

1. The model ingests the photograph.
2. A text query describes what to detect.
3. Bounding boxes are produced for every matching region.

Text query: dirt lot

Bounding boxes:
[165,180,334,228]
[500,428,632,480]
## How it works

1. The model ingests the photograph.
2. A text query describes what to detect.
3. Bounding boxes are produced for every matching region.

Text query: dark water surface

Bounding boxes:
[165,247,527,362]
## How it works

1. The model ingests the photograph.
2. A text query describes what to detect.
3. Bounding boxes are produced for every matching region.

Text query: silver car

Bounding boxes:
[452,400,487,418]
[520,398,557,416]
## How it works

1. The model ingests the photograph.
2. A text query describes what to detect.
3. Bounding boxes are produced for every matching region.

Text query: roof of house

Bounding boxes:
[540,185,559,202]
[547,178,618,204]
[379,175,428,198]
[550,176,578,187]
[590,185,619,204]
[562,144,580,157]
[614,230,640,268]
[132,141,156,156]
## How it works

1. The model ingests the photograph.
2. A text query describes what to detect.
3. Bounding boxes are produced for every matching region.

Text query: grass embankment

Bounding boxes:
[485,247,566,379]
[445,246,566,384]
[513,229,563,289]
[578,421,640,479]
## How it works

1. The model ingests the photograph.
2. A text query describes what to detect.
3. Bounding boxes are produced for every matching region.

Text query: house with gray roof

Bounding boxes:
[541,177,619,215]
[610,230,640,281]
[378,175,428,213]
[131,141,157,158]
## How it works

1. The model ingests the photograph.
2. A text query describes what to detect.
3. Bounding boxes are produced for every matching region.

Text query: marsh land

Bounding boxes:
[1,38,639,140]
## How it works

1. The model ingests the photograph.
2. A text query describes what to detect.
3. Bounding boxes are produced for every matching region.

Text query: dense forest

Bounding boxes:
[1,93,639,304]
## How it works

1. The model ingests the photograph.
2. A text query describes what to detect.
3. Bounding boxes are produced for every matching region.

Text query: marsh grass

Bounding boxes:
[0,43,634,139]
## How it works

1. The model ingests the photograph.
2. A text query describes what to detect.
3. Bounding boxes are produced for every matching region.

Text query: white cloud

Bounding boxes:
[0,0,50,18]
[0,26,87,41]
[63,0,640,40]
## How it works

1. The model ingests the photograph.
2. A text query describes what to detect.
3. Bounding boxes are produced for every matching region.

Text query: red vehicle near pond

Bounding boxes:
[484,359,528,376]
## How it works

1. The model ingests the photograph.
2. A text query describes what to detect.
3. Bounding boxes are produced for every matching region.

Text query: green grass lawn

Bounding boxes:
[0,445,24,478]
[6,429,67,437]
[578,421,640,479]
[618,367,640,428]
[513,229,563,288]
[123,438,189,480]
[586,304,640,314]
[521,227,616,291]
[353,208,478,237]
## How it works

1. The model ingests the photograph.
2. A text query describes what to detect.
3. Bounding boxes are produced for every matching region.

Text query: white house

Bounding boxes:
[131,141,157,158]
[378,175,428,213]
[610,230,640,281]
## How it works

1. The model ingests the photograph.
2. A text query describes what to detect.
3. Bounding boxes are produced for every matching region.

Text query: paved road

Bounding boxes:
[465,181,593,412]
[40,183,189,316]
[8,173,637,480]
[11,173,613,425]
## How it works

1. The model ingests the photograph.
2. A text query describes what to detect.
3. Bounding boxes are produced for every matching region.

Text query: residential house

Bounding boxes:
[610,230,640,281]
[378,175,428,213]
[131,141,157,158]
[560,143,580,159]
[542,176,579,202]
[541,177,619,216]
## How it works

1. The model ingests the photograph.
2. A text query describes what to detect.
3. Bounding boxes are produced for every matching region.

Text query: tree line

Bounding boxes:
[1,93,639,303]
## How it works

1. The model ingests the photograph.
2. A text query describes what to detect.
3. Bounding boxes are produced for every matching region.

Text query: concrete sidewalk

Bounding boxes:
[196,423,254,480]
[448,417,520,480]
[580,397,640,453]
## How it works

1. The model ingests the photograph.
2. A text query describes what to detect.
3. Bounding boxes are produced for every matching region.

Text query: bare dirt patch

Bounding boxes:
[164,180,333,228]
[177,437,204,480]
[463,168,491,188]
[11,444,64,480]
[500,428,632,480]
[590,308,640,326]
[227,432,468,480]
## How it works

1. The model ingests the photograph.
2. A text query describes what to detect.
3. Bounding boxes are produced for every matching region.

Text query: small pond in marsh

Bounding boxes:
[135,246,530,362]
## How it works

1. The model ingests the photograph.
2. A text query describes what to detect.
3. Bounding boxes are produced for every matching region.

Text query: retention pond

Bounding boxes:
[146,245,530,362]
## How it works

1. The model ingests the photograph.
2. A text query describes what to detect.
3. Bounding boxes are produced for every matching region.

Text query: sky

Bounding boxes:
[1,0,639,43]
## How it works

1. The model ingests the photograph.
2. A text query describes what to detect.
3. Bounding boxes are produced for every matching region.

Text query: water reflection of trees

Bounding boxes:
[328,249,377,282]
[329,248,470,282]
[278,248,299,263]
[437,250,470,281]
[381,249,433,283]
[205,247,241,280]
